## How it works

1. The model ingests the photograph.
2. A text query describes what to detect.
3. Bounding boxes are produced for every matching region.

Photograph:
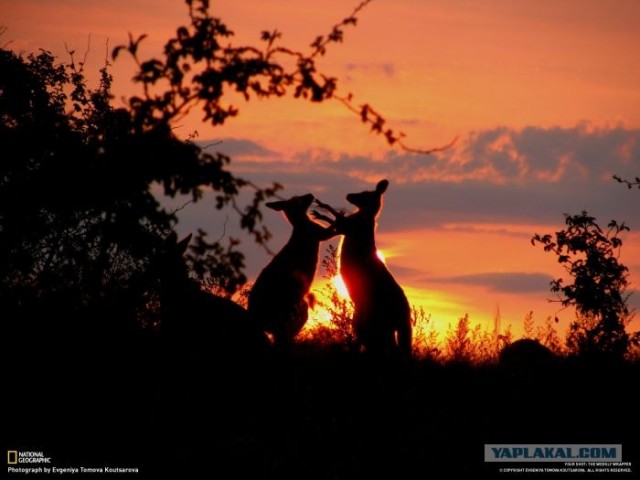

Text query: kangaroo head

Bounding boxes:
[346,179,389,215]
[169,231,192,256]
[159,232,192,277]
[143,231,193,295]
[266,193,315,225]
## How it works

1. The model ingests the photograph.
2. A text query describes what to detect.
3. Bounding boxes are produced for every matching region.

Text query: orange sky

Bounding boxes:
[3,0,640,337]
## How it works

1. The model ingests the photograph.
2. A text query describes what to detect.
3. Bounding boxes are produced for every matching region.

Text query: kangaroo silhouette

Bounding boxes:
[248,194,336,349]
[316,180,412,356]
[152,232,270,362]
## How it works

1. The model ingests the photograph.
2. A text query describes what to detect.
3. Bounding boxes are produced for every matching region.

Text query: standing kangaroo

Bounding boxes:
[248,194,336,349]
[316,180,412,356]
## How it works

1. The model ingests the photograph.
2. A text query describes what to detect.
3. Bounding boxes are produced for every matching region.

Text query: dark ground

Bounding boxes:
[5,326,639,479]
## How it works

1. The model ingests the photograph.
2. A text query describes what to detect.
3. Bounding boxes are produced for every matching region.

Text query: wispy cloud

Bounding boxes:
[215,123,640,231]
[206,138,278,159]
[382,122,640,184]
[345,62,396,79]
[153,125,640,332]
[435,272,553,294]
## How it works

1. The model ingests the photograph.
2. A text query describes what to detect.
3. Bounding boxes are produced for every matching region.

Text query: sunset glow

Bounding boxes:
[7,3,640,475]
[4,0,640,339]
[301,302,335,333]
[332,275,350,301]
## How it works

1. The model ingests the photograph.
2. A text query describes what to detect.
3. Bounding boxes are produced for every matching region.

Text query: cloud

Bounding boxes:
[628,290,640,313]
[201,137,277,159]
[435,272,553,294]
[212,122,640,231]
[179,123,640,279]
[384,122,640,185]
[345,62,396,78]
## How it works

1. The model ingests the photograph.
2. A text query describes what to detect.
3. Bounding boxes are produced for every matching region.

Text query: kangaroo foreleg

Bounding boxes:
[311,211,337,225]
[314,199,343,218]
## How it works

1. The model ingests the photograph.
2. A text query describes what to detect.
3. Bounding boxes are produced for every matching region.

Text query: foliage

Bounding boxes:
[442,313,510,364]
[410,305,441,361]
[532,211,637,359]
[308,244,356,347]
[2,0,451,326]
[523,311,565,355]
[444,314,475,363]
[187,227,247,297]
[113,0,449,155]
[523,310,535,339]
[307,246,456,356]
[303,254,525,363]
[0,45,261,323]
[1,47,157,316]
[613,174,640,190]
[2,0,412,323]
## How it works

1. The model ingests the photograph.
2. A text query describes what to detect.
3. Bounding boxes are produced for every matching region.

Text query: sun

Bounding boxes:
[303,248,393,336]
[332,274,351,300]
[330,250,387,301]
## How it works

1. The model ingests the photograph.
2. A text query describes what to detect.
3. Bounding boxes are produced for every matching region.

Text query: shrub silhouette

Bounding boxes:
[297,244,356,347]
[443,313,508,364]
[498,339,555,369]
[522,311,565,355]
[532,211,637,360]
[1,0,447,333]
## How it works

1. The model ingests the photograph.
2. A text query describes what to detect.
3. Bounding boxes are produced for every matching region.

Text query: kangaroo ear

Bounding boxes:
[176,233,192,254]
[266,200,286,211]
[166,231,179,246]
[376,179,389,194]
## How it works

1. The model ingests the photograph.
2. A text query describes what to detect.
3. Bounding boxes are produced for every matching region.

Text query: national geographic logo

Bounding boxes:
[7,450,140,475]
[7,450,52,464]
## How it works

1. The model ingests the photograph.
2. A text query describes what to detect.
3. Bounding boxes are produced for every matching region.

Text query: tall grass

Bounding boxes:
[252,246,637,363]
[302,296,640,363]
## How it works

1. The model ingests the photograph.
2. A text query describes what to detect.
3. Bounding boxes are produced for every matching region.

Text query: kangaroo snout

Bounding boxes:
[300,193,315,205]
[266,193,316,222]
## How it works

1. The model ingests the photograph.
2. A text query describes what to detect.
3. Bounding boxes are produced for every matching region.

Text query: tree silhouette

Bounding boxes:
[613,174,640,190]
[0,48,155,319]
[113,0,450,156]
[2,0,445,331]
[532,212,637,360]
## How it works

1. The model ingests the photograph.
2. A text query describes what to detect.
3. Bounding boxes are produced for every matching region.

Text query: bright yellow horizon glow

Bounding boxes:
[332,275,350,300]
[302,247,480,344]
[302,275,495,349]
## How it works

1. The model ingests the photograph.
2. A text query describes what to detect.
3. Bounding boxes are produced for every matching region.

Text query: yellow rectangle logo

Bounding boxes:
[7,450,18,465]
